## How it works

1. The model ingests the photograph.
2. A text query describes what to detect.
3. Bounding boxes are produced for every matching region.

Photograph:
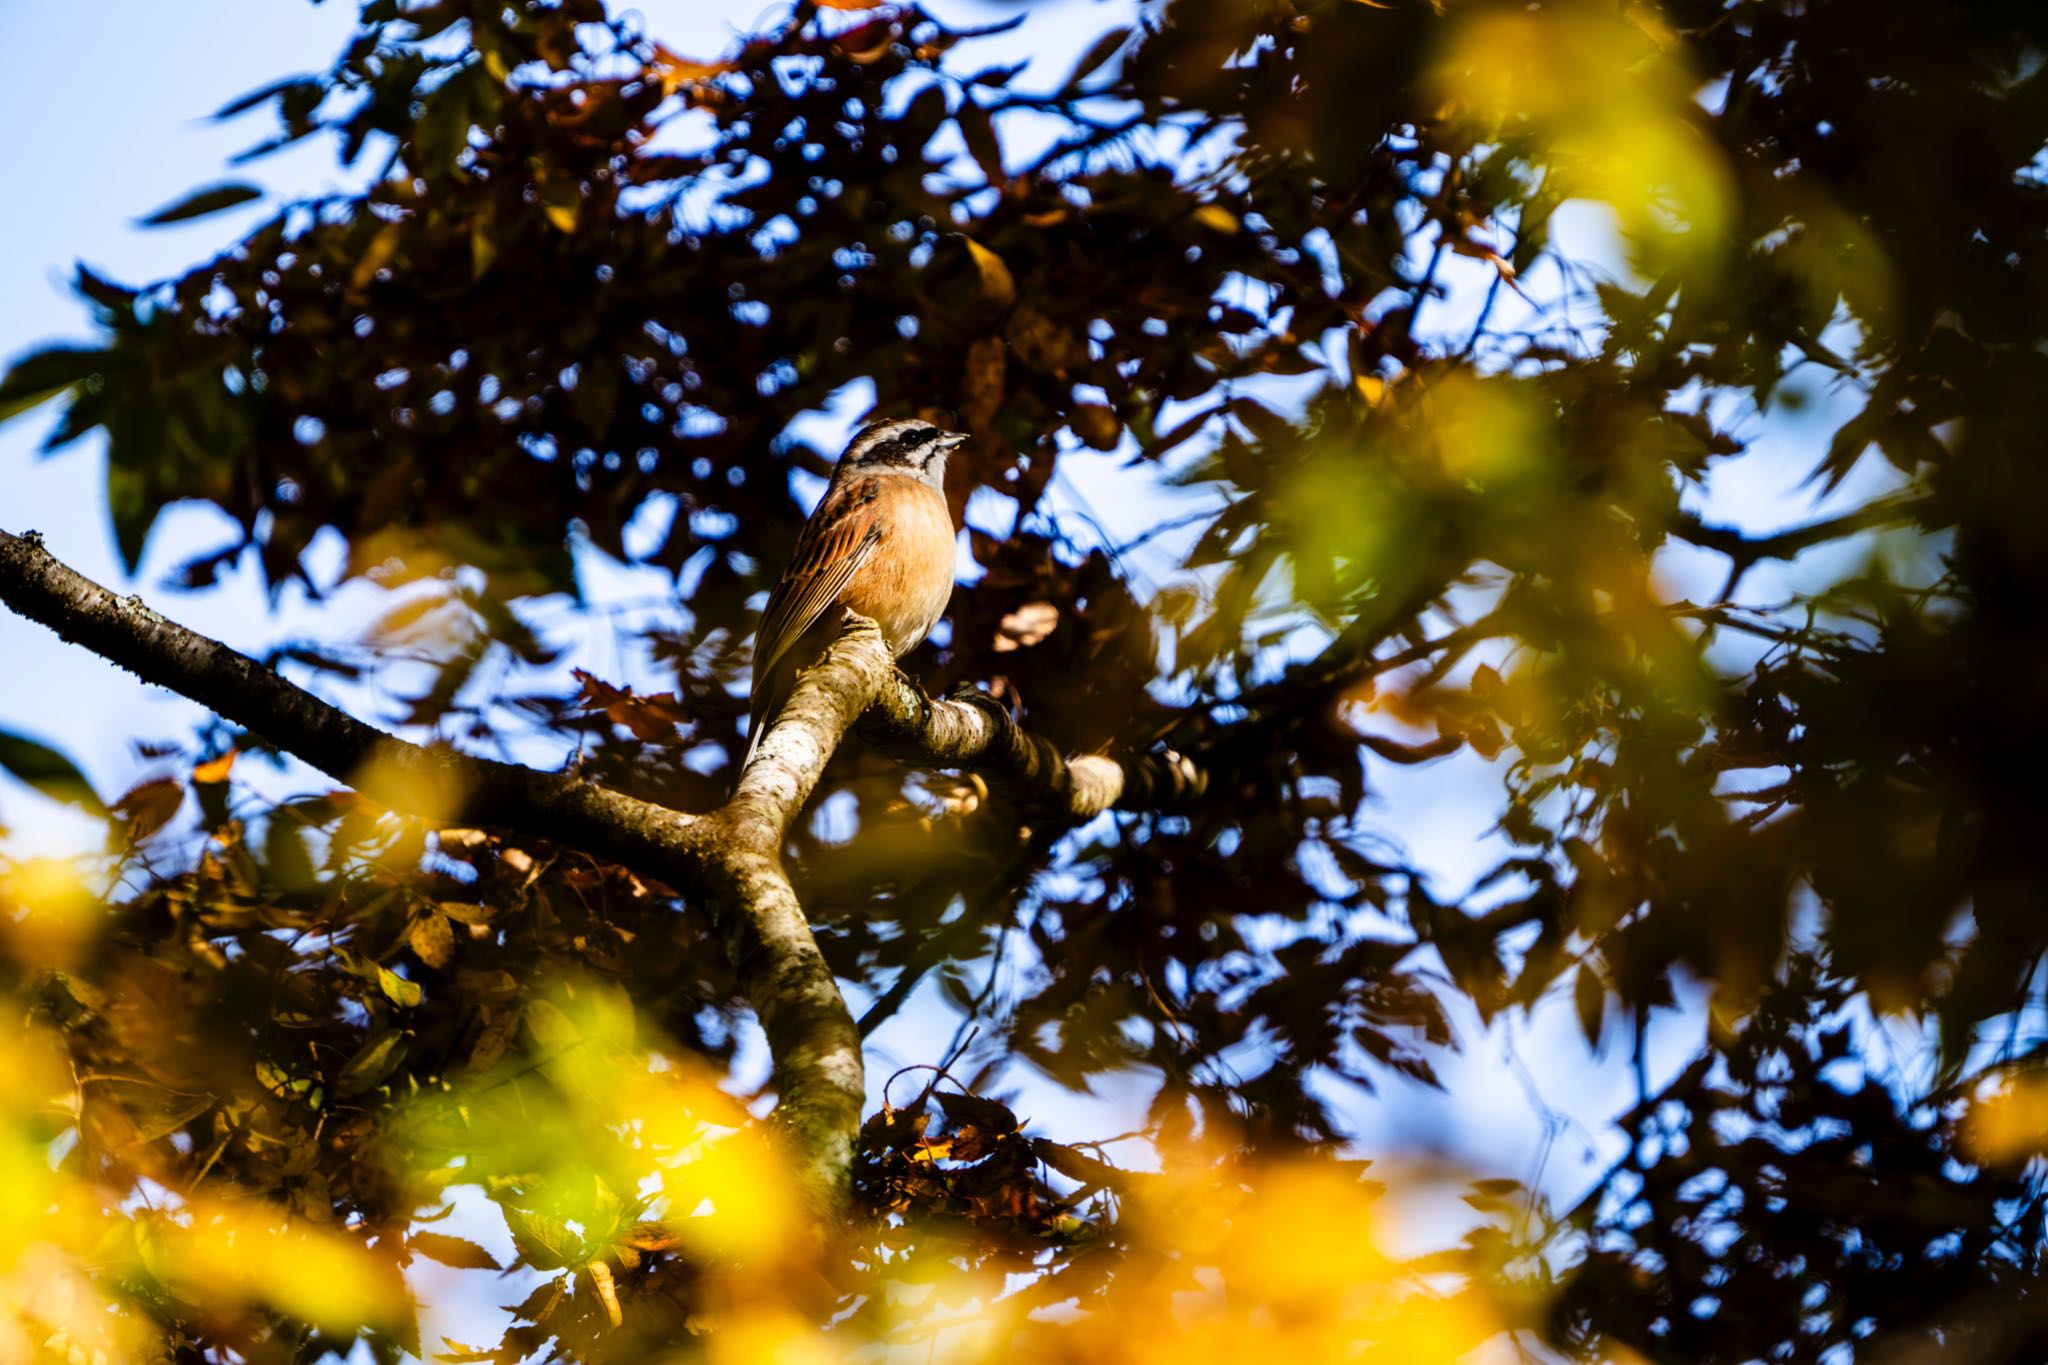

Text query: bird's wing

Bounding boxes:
[750,487,883,702]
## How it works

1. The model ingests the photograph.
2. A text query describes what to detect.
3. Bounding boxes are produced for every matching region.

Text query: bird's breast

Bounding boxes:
[839,476,956,656]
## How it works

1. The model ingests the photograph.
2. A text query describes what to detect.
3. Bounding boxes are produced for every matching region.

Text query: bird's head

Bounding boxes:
[833,418,968,491]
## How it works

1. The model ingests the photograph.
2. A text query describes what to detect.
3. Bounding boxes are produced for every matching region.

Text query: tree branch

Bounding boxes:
[1669,493,1930,599]
[856,678,1207,818]
[0,527,1212,1217]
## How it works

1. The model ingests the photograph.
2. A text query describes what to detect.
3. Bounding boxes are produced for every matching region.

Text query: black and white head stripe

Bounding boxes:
[842,419,967,470]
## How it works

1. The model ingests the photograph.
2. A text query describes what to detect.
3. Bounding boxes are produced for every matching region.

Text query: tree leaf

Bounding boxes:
[415,63,484,175]
[211,75,319,121]
[191,751,237,784]
[0,345,114,424]
[963,238,1015,308]
[112,776,186,842]
[1574,963,1606,1052]
[138,182,263,227]
[335,1029,408,1096]
[956,100,1005,189]
[0,729,106,816]
[935,1090,1018,1134]
[500,1206,579,1271]
[1063,26,1130,90]
[410,912,455,969]
[410,1230,503,1271]
[378,965,424,1008]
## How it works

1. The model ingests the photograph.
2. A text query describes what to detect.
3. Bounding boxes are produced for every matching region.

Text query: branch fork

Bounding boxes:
[0,528,1205,1215]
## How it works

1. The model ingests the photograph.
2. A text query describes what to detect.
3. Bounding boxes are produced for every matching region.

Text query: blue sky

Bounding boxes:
[0,1,1935,1353]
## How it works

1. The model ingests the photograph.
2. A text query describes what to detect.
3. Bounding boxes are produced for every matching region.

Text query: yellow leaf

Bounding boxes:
[539,177,581,234]
[471,205,499,279]
[964,238,1015,308]
[191,750,237,784]
[409,912,455,969]
[586,1259,622,1329]
[438,900,495,926]
[349,224,402,294]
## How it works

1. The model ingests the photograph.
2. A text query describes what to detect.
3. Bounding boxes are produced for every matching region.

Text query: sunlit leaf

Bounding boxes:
[336,1029,409,1095]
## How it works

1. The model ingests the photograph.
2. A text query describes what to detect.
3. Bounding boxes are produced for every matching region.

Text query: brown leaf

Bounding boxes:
[832,16,898,63]
[410,912,455,969]
[647,43,733,97]
[959,334,1007,430]
[1068,403,1122,451]
[1006,305,1085,376]
[619,1221,682,1252]
[411,1230,503,1271]
[113,776,186,842]
[936,1089,1018,1134]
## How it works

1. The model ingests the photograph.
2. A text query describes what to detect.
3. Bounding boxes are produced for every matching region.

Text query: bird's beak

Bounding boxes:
[937,433,970,453]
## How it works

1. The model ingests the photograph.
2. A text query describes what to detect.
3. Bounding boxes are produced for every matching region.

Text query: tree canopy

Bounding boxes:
[1,0,2046,1360]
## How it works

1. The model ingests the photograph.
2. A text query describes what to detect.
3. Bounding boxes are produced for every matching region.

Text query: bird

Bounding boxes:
[743,417,967,772]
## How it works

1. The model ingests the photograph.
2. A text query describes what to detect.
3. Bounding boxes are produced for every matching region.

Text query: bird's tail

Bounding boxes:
[738,682,777,780]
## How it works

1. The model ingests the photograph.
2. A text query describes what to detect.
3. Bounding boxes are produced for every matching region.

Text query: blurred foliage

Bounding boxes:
[3,0,2048,1359]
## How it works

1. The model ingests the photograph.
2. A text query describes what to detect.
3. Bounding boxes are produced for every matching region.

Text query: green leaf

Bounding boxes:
[500,1206,580,1271]
[0,729,106,816]
[138,182,263,227]
[104,451,160,575]
[335,1029,408,1096]
[0,346,111,425]
[588,1175,624,1240]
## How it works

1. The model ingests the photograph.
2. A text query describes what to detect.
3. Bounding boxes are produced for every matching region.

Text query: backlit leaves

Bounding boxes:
[0,0,2044,1360]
